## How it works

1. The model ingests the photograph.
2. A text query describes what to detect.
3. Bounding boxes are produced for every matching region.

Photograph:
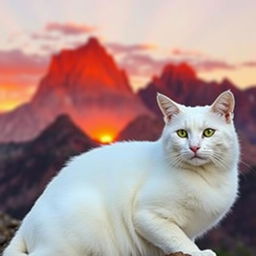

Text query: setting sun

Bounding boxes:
[98,134,114,144]
[77,120,119,144]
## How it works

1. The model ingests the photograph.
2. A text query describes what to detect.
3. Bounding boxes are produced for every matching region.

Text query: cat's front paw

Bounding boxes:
[200,249,216,256]
[188,249,216,256]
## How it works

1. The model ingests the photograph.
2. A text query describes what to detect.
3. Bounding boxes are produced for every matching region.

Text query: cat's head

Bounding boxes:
[157,91,239,169]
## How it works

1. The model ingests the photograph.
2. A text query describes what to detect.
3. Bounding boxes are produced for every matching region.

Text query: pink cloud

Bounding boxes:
[107,42,156,54]
[242,61,256,67]
[119,53,171,76]
[31,32,59,41]
[67,39,89,48]
[194,60,236,71]
[0,49,49,95]
[40,44,57,54]
[45,22,96,35]
[171,48,203,57]
[0,49,48,75]
[118,52,236,78]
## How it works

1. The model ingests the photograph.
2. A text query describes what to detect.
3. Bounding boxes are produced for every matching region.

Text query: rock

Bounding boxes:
[0,212,20,253]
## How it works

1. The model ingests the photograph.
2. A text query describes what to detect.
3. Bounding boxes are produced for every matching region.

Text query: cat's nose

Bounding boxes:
[190,146,200,153]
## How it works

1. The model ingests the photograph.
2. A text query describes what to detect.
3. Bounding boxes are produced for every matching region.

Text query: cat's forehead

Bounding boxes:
[182,105,210,117]
[172,105,215,128]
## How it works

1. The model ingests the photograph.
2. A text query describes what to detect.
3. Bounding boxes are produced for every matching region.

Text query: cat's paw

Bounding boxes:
[188,249,216,256]
[200,249,216,256]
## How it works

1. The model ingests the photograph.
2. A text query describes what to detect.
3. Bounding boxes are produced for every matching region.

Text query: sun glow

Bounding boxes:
[98,134,114,144]
[76,119,119,144]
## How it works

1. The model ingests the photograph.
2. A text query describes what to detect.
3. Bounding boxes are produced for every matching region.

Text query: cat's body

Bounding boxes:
[4,91,239,256]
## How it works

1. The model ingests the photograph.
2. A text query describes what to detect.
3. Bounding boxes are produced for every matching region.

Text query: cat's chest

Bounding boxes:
[178,174,238,237]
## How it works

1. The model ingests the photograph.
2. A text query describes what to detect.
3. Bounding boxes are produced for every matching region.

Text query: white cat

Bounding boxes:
[4,90,239,256]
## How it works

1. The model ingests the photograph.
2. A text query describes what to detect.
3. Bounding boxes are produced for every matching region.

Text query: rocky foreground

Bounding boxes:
[0,212,191,255]
[0,212,20,254]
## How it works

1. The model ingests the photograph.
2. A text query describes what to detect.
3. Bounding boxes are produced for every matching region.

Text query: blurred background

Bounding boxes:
[0,0,255,255]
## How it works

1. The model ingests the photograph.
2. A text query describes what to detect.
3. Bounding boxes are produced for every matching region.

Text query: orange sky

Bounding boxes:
[0,83,37,112]
[0,0,255,112]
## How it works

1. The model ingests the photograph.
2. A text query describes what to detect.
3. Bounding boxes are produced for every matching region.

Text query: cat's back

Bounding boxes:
[64,140,160,180]
[39,140,163,202]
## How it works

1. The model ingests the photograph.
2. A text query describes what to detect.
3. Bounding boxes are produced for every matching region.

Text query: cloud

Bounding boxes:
[66,39,89,48]
[39,43,58,54]
[119,53,171,77]
[242,61,256,67]
[170,48,236,71]
[0,49,49,107]
[45,22,96,35]
[194,60,236,71]
[107,42,156,55]
[31,32,59,41]
[108,42,237,81]
[0,49,48,75]
[118,52,236,79]
[171,48,203,57]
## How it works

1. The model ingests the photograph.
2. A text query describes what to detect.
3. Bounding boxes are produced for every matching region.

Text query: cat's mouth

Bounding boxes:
[182,152,210,166]
[190,154,205,160]
[187,154,210,166]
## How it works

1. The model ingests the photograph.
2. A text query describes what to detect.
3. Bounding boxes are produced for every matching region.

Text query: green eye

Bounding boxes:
[203,128,215,137]
[176,129,188,138]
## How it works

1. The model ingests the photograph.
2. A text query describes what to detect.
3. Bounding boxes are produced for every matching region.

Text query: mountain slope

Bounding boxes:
[0,115,97,218]
[117,115,164,141]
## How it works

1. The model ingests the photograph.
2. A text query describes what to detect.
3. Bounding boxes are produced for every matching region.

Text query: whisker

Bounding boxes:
[239,153,254,169]
[169,153,184,168]
[238,160,255,175]
[239,160,252,169]
[210,153,228,169]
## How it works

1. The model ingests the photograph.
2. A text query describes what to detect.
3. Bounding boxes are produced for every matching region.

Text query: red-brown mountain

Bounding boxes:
[0,37,149,142]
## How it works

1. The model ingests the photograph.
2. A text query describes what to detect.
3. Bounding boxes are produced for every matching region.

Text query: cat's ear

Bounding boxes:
[211,90,235,123]
[157,93,180,122]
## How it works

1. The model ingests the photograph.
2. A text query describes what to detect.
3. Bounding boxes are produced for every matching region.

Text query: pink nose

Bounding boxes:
[190,146,200,153]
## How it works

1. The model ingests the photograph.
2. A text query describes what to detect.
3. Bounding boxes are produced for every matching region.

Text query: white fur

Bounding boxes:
[4,91,239,256]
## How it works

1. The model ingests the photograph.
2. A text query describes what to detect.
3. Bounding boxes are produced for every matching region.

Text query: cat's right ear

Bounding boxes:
[210,90,235,123]
[156,93,180,123]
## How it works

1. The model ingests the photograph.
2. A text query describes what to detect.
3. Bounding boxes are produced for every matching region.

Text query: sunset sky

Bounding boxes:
[0,0,256,112]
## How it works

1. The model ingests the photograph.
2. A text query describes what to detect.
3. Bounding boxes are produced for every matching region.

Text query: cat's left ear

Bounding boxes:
[157,93,180,123]
[211,90,235,123]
